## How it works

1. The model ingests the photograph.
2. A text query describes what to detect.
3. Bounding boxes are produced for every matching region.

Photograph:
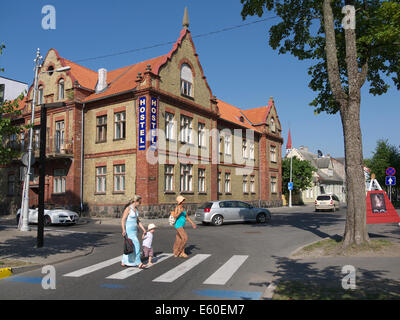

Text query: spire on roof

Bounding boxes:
[286,128,292,150]
[183,7,189,29]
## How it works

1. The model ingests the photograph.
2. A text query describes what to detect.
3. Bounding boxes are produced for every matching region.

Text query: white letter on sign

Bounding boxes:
[41,265,56,290]
[41,5,56,30]
[341,265,356,290]
[342,5,356,30]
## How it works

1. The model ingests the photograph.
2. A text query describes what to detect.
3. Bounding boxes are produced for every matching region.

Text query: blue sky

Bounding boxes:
[1,0,398,159]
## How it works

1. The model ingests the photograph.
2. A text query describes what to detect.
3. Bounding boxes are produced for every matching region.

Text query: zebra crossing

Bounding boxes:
[63,253,249,286]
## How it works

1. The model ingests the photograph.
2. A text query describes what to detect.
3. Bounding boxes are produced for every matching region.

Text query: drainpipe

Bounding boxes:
[80,103,85,213]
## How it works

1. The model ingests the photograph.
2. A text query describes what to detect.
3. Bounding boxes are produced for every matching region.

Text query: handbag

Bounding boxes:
[123,235,134,255]
[169,211,176,227]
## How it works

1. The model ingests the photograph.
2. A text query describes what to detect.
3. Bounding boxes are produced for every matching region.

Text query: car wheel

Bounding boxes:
[256,213,267,224]
[211,215,223,226]
[44,215,52,226]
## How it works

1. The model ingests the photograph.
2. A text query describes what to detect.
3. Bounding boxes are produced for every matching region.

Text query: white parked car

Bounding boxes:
[16,205,79,226]
[315,194,340,212]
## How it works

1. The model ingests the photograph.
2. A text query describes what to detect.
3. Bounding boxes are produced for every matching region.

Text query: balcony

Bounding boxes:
[11,137,74,160]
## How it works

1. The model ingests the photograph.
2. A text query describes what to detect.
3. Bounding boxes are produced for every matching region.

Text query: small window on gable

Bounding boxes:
[58,78,64,100]
[271,118,276,132]
[180,63,193,97]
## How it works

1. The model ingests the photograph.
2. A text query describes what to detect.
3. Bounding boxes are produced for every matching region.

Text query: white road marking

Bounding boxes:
[152,254,211,283]
[106,253,173,280]
[203,255,248,285]
[63,256,121,277]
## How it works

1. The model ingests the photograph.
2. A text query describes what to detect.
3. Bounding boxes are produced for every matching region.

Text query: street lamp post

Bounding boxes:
[20,49,42,232]
[289,153,293,208]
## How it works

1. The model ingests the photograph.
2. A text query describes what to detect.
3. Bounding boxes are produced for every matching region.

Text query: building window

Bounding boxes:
[33,127,40,150]
[218,172,221,193]
[242,139,247,159]
[250,175,255,193]
[114,111,126,140]
[180,115,192,144]
[243,175,248,193]
[249,141,255,160]
[38,86,44,105]
[224,132,231,156]
[270,146,276,163]
[114,164,126,192]
[198,168,206,193]
[198,123,205,147]
[271,176,277,194]
[9,134,17,149]
[165,112,175,140]
[55,121,65,153]
[54,169,67,193]
[96,115,107,143]
[164,165,174,192]
[96,166,106,194]
[218,131,223,154]
[225,173,231,193]
[180,64,193,97]
[0,84,4,104]
[180,164,192,192]
[7,174,15,195]
[271,118,276,133]
[58,79,64,100]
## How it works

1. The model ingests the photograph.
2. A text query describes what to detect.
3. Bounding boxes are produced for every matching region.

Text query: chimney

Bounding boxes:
[96,68,107,93]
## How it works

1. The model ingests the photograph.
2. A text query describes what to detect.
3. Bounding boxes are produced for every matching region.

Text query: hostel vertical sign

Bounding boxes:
[150,97,158,151]
[138,97,146,151]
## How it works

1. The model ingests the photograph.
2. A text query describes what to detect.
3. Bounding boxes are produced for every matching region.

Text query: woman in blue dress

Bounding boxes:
[121,195,147,268]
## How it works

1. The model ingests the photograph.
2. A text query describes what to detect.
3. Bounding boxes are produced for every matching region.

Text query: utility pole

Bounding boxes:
[289,154,293,207]
[20,48,42,232]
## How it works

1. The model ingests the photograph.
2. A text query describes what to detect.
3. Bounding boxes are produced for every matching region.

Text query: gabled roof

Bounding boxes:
[60,57,98,90]
[82,55,168,102]
[216,99,262,132]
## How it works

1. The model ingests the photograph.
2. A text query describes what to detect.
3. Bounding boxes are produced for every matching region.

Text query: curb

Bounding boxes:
[288,237,331,259]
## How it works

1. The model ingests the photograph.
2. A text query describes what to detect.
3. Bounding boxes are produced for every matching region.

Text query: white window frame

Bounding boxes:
[53,169,67,194]
[96,166,106,193]
[242,139,248,159]
[225,173,231,193]
[198,168,206,193]
[164,165,174,192]
[224,132,232,156]
[180,115,193,144]
[114,164,126,192]
[180,64,193,97]
[180,164,193,192]
[250,175,255,193]
[271,176,277,194]
[249,141,255,160]
[114,111,126,140]
[243,175,248,193]
[198,122,205,147]
[165,112,175,140]
[270,146,277,163]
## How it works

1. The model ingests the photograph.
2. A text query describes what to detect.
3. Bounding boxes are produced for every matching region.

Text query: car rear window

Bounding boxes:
[317,196,331,201]
[198,202,213,209]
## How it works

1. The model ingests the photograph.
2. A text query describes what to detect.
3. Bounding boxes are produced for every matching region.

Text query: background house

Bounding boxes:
[286,146,346,204]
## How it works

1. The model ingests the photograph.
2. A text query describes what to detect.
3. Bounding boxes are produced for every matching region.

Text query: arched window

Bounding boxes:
[270,117,276,132]
[38,85,44,105]
[180,64,193,97]
[58,78,64,100]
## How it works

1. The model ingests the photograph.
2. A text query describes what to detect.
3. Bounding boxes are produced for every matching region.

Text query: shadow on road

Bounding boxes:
[0,230,112,260]
[255,255,400,300]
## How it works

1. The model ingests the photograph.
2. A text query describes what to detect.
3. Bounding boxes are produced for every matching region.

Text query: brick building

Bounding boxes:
[1,10,283,217]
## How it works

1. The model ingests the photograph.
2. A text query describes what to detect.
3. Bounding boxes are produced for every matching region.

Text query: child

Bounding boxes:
[142,223,156,265]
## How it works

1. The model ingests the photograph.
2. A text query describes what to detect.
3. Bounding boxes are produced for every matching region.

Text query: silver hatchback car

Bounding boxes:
[194,201,271,226]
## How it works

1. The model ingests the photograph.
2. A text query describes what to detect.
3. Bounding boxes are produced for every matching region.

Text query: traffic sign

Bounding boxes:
[288,182,293,190]
[385,176,396,186]
[386,167,396,176]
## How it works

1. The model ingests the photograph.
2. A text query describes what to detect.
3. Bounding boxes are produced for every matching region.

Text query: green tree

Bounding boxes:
[282,156,317,198]
[0,44,26,165]
[364,139,400,189]
[240,0,400,248]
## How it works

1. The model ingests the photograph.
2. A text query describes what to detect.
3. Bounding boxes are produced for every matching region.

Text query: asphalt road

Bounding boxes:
[0,206,352,300]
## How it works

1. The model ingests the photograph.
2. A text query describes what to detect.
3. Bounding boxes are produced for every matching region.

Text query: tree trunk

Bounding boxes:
[323,0,370,248]
[340,99,370,248]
